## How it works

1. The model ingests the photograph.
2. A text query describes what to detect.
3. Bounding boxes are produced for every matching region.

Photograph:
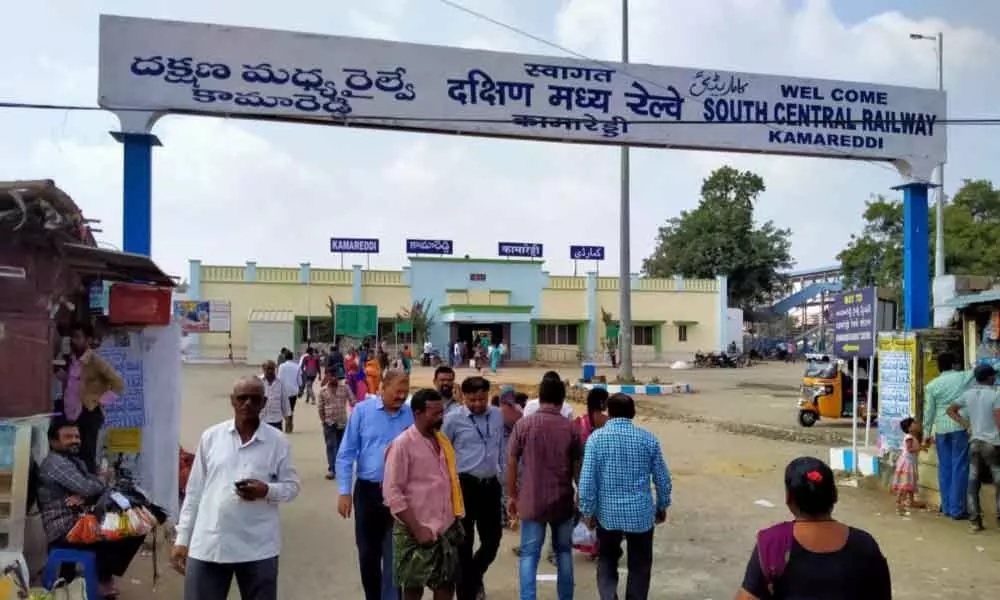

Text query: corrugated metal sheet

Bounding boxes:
[945,289,1000,309]
[248,309,294,323]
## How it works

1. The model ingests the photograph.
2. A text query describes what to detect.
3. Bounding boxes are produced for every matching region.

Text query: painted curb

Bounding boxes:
[828,447,881,476]
[577,383,694,395]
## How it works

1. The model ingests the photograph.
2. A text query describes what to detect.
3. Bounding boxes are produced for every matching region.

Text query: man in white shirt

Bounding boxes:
[276,351,301,432]
[260,360,291,432]
[524,397,574,419]
[171,376,301,600]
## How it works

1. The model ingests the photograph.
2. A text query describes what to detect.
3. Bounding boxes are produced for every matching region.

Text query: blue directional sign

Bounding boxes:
[406,239,453,255]
[330,238,379,253]
[831,287,877,358]
[498,242,543,258]
[570,245,605,260]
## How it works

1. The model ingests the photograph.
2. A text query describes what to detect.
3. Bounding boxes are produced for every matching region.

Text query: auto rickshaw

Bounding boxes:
[797,358,877,427]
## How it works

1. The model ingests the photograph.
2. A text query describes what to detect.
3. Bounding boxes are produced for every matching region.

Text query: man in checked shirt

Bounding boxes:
[578,393,671,600]
[319,365,355,480]
[38,417,145,597]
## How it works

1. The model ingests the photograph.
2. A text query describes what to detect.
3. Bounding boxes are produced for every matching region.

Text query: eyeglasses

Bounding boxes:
[233,393,264,404]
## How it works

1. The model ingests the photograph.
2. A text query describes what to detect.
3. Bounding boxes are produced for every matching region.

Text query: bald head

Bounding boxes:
[381,369,410,411]
[383,369,407,385]
[231,375,265,421]
[233,376,265,395]
[262,360,276,380]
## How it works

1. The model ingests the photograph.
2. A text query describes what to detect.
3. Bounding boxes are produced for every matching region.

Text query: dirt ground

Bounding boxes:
[116,362,1000,599]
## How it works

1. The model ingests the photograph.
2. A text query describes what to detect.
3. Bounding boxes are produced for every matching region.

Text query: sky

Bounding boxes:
[2,0,997,281]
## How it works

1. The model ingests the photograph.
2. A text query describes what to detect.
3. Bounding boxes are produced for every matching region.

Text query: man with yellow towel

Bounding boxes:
[383,388,465,600]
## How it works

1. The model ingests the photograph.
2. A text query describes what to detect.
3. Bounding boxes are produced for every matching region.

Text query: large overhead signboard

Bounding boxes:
[98,15,945,177]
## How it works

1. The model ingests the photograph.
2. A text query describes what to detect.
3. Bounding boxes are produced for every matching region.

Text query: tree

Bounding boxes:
[837,179,1000,293]
[396,299,435,346]
[642,166,794,310]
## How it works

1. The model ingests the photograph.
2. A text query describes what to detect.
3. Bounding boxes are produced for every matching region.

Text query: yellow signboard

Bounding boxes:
[106,428,142,453]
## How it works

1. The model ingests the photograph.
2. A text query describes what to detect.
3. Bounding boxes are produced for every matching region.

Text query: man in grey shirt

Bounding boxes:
[947,364,1000,531]
[442,376,504,600]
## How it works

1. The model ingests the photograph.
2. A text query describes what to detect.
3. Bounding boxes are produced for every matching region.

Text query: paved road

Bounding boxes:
[113,364,999,599]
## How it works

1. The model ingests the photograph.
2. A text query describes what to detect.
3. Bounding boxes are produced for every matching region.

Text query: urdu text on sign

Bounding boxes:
[570,245,605,260]
[98,15,946,180]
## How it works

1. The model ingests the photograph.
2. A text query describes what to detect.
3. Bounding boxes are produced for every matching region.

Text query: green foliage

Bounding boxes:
[642,166,794,310]
[396,299,435,345]
[837,179,1000,294]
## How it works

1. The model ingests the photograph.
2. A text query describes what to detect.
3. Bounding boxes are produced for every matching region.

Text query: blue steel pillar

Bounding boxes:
[111,111,162,257]
[585,271,598,358]
[352,265,363,304]
[187,259,202,357]
[895,182,932,329]
[716,275,728,352]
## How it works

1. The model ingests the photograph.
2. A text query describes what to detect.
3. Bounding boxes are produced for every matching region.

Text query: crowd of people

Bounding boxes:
[162,353,905,600]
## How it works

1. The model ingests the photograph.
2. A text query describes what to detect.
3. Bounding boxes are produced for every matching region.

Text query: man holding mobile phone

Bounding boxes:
[171,376,301,600]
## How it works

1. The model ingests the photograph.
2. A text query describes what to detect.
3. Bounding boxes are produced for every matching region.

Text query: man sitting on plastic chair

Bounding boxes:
[37,417,144,598]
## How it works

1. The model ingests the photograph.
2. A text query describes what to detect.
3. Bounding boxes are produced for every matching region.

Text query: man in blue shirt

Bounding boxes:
[336,370,414,600]
[924,352,975,519]
[442,376,505,600]
[579,393,671,600]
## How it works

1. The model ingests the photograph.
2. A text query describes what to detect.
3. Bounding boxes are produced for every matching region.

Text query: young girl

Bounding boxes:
[891,417,925,515]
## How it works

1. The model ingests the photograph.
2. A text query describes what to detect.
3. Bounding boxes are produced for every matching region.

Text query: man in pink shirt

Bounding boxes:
[383,388,463,600]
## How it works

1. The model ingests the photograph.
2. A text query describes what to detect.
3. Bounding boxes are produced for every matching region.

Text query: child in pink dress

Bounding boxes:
[891,417,926,515]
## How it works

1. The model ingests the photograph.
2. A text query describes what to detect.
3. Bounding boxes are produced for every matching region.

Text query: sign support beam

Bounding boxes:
[618,0,634,380]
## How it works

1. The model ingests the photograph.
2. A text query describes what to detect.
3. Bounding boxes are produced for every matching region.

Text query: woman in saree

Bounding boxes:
[364,356,382,398]
[489,343,501,373]
[344,349,361,397]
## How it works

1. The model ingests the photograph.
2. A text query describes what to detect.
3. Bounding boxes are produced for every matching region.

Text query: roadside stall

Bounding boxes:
[0,180,181,590]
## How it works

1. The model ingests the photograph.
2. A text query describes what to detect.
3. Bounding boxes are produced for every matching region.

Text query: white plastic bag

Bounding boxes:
[572,521,596,546]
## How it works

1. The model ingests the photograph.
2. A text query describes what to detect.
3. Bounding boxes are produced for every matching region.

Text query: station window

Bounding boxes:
[633,326,655,346]
[677,325,688,342]
[537,324,578,345]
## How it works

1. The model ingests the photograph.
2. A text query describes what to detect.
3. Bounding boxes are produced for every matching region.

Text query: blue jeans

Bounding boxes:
[937,429,970,517]
[519,519,574,600]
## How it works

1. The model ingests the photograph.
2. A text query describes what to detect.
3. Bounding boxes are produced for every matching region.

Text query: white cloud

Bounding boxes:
[0,0,997,282]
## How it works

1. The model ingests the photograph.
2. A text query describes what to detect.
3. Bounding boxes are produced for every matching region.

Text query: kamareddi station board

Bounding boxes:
[96,15,946,350]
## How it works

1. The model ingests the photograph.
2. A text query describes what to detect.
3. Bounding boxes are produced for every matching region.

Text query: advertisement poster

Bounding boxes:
[97,331,146,429]
[876,332,916,452]
[174,300,231,333]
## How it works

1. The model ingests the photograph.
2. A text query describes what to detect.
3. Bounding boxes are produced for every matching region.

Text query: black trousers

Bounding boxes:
[76,406,104,473]
[596,526,654,600]
[354,479,399,600]
[184,556,278,600]
[51,535,144,583]
[457,474,503,600]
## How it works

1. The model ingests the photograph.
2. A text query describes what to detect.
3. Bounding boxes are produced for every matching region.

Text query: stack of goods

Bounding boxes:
[976,311,1000,386]
[65,477,168,544]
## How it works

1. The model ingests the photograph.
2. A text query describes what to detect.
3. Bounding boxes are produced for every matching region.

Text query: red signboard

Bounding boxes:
[108,283,172,326]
